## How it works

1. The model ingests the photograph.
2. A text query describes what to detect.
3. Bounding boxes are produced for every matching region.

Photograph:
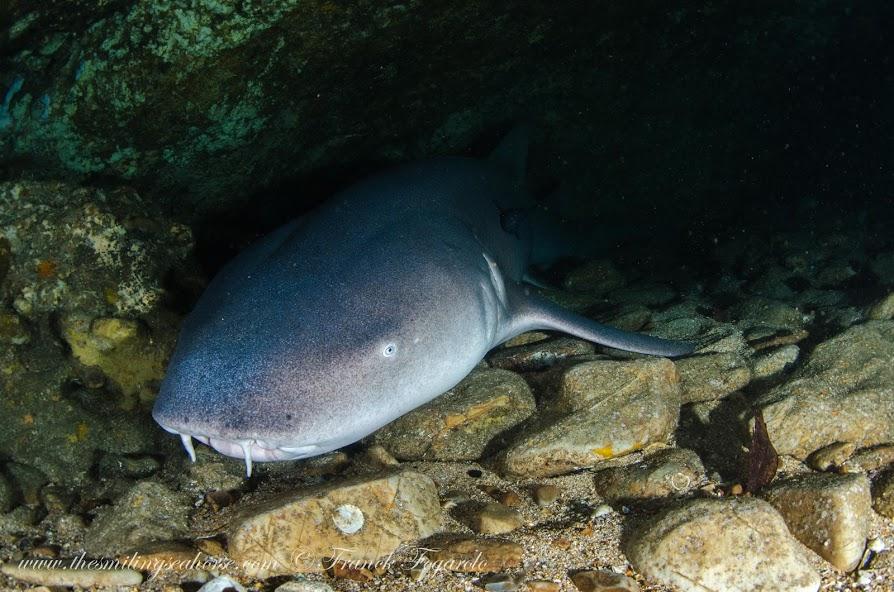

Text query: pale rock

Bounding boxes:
[625,497,820,592]
[732,297,806,332]
[750,344,799,380]
[526,580,561,592]
[867,293,894,320]
[471,503,524,534]
[605,304,652,332]
[592,448,705,503]
[676,352,752,403]
[227,470,440,577]
[690,323,751,355]
[83,481,191,557]
[364,444,400,468]
[60,313,169,407]
[763,473,871,571]
[500,358,680,477]
[502,331,551,348]
[198,576,246,592]
[757,321,894,459]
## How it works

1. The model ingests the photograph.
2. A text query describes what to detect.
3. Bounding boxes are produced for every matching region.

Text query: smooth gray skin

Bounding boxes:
[152,130,694,473]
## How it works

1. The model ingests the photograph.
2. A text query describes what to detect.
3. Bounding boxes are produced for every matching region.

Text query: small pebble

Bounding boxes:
[473,503,524,534]
[571,569,641,592]
[364,444,399,467]
[195,538,226,557]
[480,572,525,591]
[532,484,561,506]
[855,571,873,587]
[868,537,887,553]
[198,576,247,592]
[498,490,523,507]
[807,441,856,471]
[867,293,894,320]
[552,537,572,550]
[700,483,721,496]
[479,485,522,507]
[28,546,59,559]
[327,562,374,581]
[591,504,613,518]
[527,580,560,592]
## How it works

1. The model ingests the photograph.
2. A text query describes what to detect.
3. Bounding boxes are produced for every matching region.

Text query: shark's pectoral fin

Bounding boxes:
[508,289,696,358]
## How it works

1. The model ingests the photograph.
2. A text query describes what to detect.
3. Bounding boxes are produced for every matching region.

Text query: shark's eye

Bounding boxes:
[383,343,397,357]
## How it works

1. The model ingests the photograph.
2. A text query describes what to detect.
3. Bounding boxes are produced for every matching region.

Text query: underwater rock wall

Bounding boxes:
[3,0,890,231]
[0,181,194,485]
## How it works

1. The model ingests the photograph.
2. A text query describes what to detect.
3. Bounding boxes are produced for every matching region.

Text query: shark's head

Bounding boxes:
[152,221,496,475]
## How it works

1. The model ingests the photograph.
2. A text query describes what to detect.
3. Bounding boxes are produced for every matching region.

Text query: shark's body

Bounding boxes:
[153,130,694,475]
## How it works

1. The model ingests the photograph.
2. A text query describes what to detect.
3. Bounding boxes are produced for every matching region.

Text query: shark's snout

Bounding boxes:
[153,404,323,477]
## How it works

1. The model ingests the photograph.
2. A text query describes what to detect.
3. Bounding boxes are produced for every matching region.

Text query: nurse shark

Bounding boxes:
[152,128,694,475]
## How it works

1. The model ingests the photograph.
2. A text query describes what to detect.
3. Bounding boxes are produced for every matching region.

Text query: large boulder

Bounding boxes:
[227,471,441,577]
[499,358,681,477]
[756,321,894,459]
[625,497,820,592]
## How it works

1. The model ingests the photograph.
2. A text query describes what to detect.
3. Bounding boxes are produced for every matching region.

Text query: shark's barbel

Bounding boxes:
[152,128,695,476]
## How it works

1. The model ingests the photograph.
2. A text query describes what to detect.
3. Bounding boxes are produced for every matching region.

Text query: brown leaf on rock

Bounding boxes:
[745,410,779,493]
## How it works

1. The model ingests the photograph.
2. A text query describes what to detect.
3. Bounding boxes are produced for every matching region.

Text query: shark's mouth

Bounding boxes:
[157,425,322,477]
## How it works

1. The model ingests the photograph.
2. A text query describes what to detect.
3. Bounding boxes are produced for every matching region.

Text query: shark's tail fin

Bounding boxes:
[509,289,696,357]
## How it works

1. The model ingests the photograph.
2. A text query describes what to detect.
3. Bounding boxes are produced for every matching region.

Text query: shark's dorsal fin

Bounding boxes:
[489,124,530,187]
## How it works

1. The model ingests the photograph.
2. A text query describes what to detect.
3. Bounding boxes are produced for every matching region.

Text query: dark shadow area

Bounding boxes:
[187,120,526,278]
[674,395,753,482]
[190,159,387,277]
